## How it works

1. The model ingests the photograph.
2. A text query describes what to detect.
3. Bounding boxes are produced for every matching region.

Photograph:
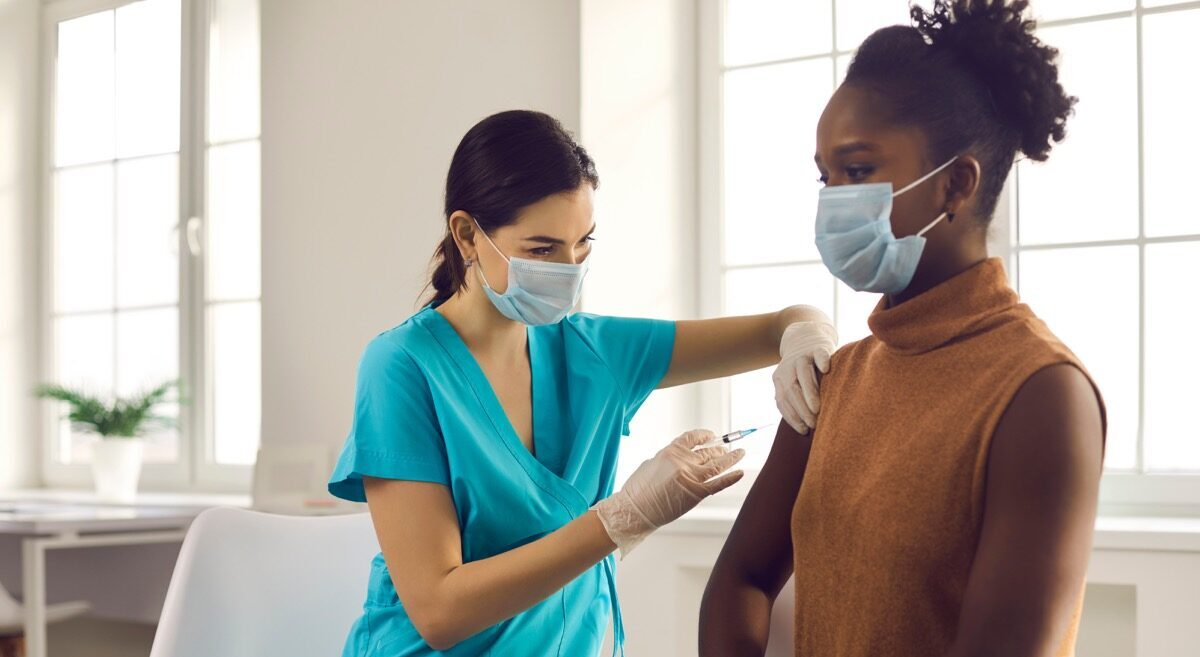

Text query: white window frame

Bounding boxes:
[698,0,1200,515]
[39,0,256,493]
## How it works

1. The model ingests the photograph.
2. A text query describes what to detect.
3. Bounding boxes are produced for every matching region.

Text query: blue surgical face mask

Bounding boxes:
[473,219,589,326]
[814,156,957,294]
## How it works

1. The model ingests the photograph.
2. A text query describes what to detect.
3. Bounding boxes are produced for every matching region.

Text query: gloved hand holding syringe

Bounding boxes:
[591,424,773,558]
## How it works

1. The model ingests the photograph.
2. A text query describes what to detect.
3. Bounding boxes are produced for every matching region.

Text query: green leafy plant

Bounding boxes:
[34,379,185,438]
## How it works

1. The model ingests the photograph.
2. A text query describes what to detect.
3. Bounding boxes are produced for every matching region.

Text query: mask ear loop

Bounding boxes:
[892,155,959,197]
[471,216,511,264]
[898,156,959,237]
[470,215,510,292]
[916,211,949,237]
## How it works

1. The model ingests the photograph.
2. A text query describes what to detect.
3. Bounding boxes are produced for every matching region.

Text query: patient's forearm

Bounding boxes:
[699,573,776,656]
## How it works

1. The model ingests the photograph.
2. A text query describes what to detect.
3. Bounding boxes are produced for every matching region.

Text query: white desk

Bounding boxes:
[0,489,249,657]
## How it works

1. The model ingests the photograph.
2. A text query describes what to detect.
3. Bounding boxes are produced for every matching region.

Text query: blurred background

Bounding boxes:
[1,1,1197,655]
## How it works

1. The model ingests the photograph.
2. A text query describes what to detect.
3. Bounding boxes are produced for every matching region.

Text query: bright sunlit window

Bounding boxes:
[710,0,1200,504]
[1012,2,1200,488]
[710,0,912,471]
[43,0,261,491]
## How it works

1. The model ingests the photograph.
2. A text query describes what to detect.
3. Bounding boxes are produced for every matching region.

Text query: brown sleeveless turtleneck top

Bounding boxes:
[790,258,1105,657]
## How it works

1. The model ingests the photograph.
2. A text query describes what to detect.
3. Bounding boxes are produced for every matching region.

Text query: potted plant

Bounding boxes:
[34,380,183,503]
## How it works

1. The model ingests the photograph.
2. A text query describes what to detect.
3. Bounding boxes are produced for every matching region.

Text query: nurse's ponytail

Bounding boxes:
[429,232,467,306]
[425,110,599,305]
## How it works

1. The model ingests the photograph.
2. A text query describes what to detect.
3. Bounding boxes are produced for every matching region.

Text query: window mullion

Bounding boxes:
[699,0,727,437]
[179,0,208,486]
[109,9,119,425]
[1135,2,1147,474]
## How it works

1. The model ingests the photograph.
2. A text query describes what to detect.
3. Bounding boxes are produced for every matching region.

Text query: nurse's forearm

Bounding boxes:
[660,304,825,388]
[772,304,828,343]
[430,510,617,649]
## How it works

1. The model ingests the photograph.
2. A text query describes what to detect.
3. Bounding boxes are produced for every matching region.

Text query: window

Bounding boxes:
[700,0,911,472]
[42,0,261,491]
[705,1,1200,510]
[1011,1,1200,510]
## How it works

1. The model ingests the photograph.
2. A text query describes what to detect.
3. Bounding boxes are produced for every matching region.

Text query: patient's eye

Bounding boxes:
[530,246,554,257]
[846,164,875,182]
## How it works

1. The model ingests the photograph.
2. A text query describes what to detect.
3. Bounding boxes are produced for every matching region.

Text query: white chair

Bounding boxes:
[149,507,378,657]
[0,582,90,638]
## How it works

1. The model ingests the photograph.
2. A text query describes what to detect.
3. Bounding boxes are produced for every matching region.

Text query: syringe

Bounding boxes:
[702,424,773,448]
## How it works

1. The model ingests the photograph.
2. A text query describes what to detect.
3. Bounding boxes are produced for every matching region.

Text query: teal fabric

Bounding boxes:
[329,306,676,657]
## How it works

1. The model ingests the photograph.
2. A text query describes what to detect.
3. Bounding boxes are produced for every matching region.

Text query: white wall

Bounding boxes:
[259,0,583,456]
[0,0,41,490]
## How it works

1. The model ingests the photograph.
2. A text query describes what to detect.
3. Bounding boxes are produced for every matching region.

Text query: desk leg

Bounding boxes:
[21,538,47,657]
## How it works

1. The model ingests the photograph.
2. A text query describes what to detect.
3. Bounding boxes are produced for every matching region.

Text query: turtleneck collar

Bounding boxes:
[867,258,1018,356]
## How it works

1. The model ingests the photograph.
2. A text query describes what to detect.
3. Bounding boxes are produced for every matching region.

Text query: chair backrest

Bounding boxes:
[149,507,377,657]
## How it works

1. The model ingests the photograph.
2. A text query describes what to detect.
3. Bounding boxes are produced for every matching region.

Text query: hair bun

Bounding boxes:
[912,0,1077,161]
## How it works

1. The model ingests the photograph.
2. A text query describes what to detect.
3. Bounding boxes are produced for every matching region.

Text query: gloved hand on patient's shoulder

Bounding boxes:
[773,319,837,435]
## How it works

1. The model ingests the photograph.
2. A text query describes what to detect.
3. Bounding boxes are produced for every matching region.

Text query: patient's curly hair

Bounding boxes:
[844,0,1077,222]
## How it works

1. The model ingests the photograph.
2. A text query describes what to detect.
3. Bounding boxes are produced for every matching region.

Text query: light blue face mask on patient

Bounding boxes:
[814,156,957,294]
[473,218,589,326]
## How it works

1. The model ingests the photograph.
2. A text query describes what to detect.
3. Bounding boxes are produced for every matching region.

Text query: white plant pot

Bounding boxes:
[91,439,144,503]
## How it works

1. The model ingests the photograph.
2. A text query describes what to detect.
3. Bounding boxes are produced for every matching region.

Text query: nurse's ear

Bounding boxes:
[447,210,480,263]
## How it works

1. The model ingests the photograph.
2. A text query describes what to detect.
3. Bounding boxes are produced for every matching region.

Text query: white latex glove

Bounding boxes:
[772,319,838,435]
[592,430,745,558]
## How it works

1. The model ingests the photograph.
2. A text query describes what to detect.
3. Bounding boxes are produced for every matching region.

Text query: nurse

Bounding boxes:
[329,110,837,656]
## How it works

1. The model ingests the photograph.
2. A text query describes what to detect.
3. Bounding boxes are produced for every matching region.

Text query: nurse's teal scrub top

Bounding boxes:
[328,305,676,657]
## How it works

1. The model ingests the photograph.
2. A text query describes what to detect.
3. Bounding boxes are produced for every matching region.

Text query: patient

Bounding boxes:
[699,1,1106,655]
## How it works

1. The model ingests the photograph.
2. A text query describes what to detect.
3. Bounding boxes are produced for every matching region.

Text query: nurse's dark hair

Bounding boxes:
[425,110,599,304]
[844,0,1076,222]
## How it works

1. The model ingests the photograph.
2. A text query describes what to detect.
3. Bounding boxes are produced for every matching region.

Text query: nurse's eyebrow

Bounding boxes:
[523,224,597,245]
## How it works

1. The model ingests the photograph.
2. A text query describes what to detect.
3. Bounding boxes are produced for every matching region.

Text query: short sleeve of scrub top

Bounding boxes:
[328,334,449,503]
[566,313,676,435]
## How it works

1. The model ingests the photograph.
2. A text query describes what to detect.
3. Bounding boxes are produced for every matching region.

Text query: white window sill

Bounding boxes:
[0,487,251,509]
[662,505,1200,553]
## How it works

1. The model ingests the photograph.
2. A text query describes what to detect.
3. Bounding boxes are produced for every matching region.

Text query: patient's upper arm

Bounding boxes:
[711,420,812,595]
[949,364,1104,656]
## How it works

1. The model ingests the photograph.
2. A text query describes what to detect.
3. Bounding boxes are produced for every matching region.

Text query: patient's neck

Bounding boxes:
[887,250,988,308]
